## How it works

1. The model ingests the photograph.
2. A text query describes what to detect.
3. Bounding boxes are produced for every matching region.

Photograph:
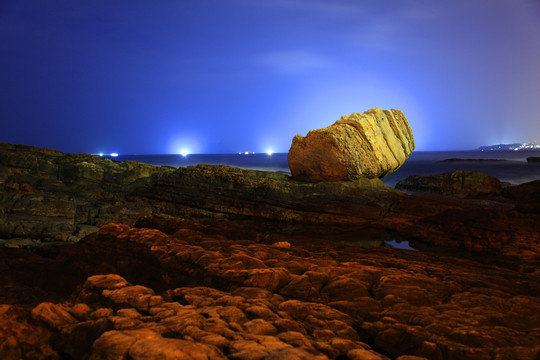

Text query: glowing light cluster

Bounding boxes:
[236,150,275,155]
[509,143,540,151]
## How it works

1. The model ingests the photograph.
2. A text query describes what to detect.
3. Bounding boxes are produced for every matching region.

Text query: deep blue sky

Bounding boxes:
[1,0,539,154]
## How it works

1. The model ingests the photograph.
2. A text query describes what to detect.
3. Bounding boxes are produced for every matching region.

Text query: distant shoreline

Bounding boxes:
[439,158,510,163]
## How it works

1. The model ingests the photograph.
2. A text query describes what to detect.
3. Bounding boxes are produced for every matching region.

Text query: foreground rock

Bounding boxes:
[288,108,415,181]
[1,222,539,359]
[503,179,540,214]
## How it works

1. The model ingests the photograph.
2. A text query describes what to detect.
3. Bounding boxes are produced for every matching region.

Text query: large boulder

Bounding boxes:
[288,108,415,182]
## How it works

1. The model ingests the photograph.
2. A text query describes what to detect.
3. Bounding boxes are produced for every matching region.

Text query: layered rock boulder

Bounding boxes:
[288,108,415,182]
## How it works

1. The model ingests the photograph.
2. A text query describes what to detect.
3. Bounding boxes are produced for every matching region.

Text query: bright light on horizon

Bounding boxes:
[266,150,273,155]
[168,133,203,155]
[110,153,118,157]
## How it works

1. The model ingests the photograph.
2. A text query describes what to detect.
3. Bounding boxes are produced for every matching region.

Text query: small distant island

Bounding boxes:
[479,142,540,151]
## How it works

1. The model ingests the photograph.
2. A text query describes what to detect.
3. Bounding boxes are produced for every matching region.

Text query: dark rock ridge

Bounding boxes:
[527,156,540,163]
[139,163,400,225]
[139,165,540,265]
[503,179,540,214]
[1,143,540,263]
[0,143,174,244]
[395,170,503,198]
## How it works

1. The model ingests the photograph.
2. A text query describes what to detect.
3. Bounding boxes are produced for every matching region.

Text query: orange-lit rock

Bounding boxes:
[288,108,415,181]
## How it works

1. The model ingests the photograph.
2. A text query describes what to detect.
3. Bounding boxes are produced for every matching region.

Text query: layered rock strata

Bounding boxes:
[288,108,415,181]
[0,143,173,244]
[1,143,540,265]
[140,164,540,265]
[395,170,503,198]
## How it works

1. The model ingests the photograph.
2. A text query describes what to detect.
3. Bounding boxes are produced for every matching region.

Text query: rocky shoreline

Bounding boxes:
[1,143,539,359]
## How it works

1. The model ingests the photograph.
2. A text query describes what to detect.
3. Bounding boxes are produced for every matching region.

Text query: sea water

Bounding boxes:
[114,150,540,187]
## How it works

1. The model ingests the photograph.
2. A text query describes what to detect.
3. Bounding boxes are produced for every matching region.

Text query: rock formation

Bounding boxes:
[1,143,540,264]
[0,143,173,244]
[1,222,539,359]
[395,170,503,198]
[288,108,415,182]
[1,143,540,359]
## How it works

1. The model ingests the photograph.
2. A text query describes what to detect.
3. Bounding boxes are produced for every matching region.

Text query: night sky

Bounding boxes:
[1,1,539,155]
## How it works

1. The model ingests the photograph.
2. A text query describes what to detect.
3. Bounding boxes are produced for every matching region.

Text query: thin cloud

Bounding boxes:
[255,50,334,74]
[268,0,363,16]
[236,0,364,18]
[349,5,437,52]
[397,8,436,21]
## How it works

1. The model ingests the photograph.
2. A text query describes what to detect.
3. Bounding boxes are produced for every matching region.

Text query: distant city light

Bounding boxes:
[267,150,273,155]
[509,143,540,151]
[483,142,540,151]
[180,150,189,157]
[99,153,104,157]
[110,153,119,157]
[244,151,249,155]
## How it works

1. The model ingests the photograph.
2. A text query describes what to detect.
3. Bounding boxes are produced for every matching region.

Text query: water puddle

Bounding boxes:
[336,239,417,251]
[384,240,417,251]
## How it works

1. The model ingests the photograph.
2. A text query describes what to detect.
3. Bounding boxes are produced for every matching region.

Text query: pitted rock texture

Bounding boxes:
[288,108,415,182]
[2,222,538,359]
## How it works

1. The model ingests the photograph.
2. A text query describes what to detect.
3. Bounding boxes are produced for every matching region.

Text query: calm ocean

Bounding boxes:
[113,150,540,187]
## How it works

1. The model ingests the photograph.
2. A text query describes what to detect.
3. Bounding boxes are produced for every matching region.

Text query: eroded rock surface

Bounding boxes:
[288,108,415,181]
[1,223,538,359]
[0,143,173,244]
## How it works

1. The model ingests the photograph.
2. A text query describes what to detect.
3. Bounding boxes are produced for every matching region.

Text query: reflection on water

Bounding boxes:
[336,239,417,251]
[384,240,417,251]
